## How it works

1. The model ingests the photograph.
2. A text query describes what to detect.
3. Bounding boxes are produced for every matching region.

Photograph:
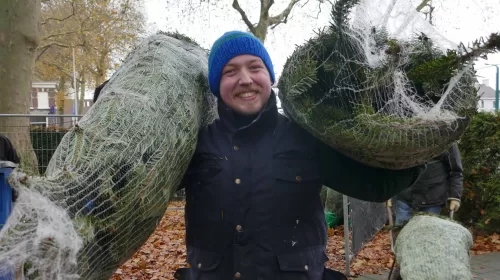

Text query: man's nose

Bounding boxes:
[238,69,253,85]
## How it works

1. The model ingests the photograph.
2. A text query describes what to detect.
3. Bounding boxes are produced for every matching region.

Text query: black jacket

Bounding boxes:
[177,93,421,280]
[396,143,463,208]
[0,134,20,164]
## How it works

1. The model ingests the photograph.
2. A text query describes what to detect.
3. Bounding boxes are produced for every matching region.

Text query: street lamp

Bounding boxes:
[485,63,499,112]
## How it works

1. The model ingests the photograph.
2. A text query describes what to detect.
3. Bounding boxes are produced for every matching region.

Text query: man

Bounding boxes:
[0,133,20,164]
[175,31,423,280]
[389,143,462,280]
[394,142,463,226]
[93,79,109,104]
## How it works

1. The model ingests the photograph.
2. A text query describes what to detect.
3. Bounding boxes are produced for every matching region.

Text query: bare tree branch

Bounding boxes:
[40,61,83,84]
[416,0,431,12]
[232,0,256,33]
[268,0,301,28]
[41,1,75,25]
[41,30,82,41]
[35,45,51,61]
[262,0,275,16]
[38,42,72,50]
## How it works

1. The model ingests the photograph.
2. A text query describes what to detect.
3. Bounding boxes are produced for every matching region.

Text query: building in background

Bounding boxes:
[30,81,93,128]
[477,80,497,112]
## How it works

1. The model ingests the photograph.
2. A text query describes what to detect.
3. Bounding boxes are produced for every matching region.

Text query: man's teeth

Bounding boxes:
[239,92,255,98]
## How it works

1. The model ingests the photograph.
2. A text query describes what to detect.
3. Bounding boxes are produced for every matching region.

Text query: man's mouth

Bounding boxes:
[236,92,257,99]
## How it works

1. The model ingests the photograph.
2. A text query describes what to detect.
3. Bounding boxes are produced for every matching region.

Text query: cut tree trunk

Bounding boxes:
[0,0,42,175]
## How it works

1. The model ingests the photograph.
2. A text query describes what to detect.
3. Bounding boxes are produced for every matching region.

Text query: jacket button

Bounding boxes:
[234,145,239,150]
[235,178,241,184]
[296,176,302,182]
[304,265,309,271]
[198,263,202,268]
[422,202,426,204]
[236,225,243,232]
[235,272,241,279]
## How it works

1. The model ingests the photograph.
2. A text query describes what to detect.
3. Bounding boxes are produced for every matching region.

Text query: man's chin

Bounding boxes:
[236,110,259,116]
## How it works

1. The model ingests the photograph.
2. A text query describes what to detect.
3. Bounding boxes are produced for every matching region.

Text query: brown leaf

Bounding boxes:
[111,202,500,279]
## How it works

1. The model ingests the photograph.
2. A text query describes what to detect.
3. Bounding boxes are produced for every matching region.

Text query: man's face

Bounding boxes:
[219,54,272,116]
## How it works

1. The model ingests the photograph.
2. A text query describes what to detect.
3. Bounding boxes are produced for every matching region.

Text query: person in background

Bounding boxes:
[174,30,424,280]
[93,79,109,104]
[0,133,20,165]
[389,142,463,280]
[394,142,463,225]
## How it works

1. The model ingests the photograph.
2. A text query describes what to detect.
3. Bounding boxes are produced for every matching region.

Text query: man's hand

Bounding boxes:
[449,199,460,212]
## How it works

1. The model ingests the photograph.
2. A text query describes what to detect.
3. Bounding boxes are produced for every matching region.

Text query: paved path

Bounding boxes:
[356,252,500,280]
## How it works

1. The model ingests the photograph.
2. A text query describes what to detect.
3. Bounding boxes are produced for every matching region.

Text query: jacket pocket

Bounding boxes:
[186,248,222,280]
[273,159,321,225]
[277,246,328,280]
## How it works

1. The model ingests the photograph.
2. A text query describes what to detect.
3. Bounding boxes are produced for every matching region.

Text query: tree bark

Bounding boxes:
[56,75,66,129]
[78,72,86,115]
[416,0,431,12]
[232,0,302,43]
[0,0,42,175]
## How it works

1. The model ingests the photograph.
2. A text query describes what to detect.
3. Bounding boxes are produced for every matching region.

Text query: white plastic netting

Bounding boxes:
[0,33,217,279]
[394,215,473,280]
[278,0,499,169]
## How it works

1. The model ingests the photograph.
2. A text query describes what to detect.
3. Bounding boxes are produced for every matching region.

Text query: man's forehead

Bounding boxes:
[224,55,264,67]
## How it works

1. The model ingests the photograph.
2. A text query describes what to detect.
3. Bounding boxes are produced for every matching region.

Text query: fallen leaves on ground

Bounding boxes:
[111,208,186,280]
[471,232,500,255]
[325,226,395,277]
[112,203,500,279]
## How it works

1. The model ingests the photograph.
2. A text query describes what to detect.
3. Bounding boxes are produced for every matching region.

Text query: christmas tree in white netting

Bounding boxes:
[394,214,473,279]
[278,0,500,169]
[0,32,217,279]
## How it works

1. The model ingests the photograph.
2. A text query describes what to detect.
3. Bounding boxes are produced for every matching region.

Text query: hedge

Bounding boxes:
[458,111,500,233]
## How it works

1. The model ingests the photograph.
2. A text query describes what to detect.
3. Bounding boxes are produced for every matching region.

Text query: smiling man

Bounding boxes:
[175,31,423,280]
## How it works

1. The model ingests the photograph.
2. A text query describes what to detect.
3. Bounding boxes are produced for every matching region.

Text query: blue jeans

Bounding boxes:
[395,200,441,226]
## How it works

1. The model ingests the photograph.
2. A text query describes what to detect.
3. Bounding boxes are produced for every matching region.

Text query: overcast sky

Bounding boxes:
[142,0,500,89]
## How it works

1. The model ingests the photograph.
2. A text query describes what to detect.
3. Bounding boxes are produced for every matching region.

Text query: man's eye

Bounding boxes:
[251,65,263,70]
[223,69,234,75]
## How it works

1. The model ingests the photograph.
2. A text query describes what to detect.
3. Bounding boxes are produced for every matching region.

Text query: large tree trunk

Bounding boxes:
[254,23,268,43]
[95,51,109,86]
[0,0,42,175]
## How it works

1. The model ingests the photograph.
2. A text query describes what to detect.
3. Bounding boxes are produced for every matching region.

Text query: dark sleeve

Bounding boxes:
[445,142,463,200]
[317,140,424,202]
[0,135,20,164]
[93,80,109,103]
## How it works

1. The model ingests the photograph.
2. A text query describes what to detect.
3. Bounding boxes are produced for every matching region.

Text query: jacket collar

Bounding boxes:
[217,90,279,135]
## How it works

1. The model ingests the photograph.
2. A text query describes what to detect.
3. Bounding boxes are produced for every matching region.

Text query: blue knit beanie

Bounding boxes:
[208,31,275,97]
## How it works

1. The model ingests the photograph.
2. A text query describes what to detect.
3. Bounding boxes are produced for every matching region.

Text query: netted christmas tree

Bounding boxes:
[394,214,473,279]
[278,0,500,169]
[0,32,217,280]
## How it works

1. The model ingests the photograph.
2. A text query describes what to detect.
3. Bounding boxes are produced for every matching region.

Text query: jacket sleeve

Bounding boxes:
[317,140,424,202]
[445,142,463,200]
[0,135,20,164]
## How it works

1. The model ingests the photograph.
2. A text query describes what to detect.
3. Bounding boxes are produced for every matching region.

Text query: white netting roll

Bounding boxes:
[278,0,499,169]
[0,33,217,279]
[394,215,473,280]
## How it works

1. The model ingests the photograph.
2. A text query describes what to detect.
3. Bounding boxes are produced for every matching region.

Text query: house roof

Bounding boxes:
[32,81,58,88]
[478,85,497,99]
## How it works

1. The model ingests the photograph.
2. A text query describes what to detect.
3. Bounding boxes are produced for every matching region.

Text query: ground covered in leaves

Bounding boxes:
[112,202,500,280]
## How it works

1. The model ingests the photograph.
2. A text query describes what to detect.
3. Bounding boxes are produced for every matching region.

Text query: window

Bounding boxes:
[30,116,47,127]
[37,91,49,109]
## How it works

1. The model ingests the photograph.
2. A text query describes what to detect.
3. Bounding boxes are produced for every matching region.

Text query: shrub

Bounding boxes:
[458,111,500,233]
